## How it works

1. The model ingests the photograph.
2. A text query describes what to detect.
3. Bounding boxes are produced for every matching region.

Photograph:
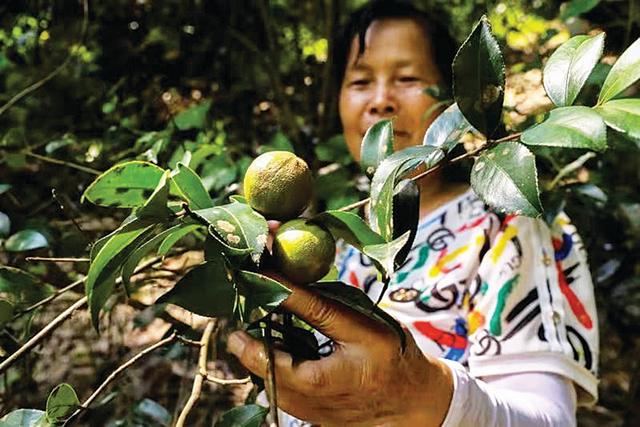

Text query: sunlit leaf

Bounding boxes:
[4,230,48,252]
[595,99,640,140]
[216,404,268,427]
[173,100,211,130]
[0,266,54,309]
[521,106,606,151]
[598,37,640,104]
[311,210,385,251]
[157,258,236,318]
[470,142,542,217]
[453,16,505,136]
[157,223,202,255]
[360,119,394,178]
[235,270,291,315]
[121,223,179,285]
[559,0,600,20]
[362,231,412,278]
[392,179,419,268]
[422,103,474,153]
[137,170,172,220]
[46,383,79,423]
[543,33,605,106]
[82,161,165,208]
[0,409,46,427]
[171,162,213,210]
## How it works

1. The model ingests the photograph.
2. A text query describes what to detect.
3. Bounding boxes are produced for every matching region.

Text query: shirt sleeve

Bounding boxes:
[440,359,577,427]
[465,213,599,407]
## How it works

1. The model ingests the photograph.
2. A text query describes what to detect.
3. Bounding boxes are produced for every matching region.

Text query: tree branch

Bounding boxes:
[63,332,179,426]
[24,152,102,175]
[25,257,90,263]
[175,319,217,427]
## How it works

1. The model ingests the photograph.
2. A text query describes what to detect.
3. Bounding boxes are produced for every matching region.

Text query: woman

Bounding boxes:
[227,1,599,426]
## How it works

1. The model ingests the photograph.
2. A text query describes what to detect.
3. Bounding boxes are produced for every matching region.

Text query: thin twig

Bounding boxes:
[0,0,89,117]
[175,319,217,427]
[205,375,251,385]
[264,315,280,427]
[25,257,90,263]
[25,152,102,175]
[52,189,88,237]
[337,132,522,213]
[12,277,85,321]
[176,336,202,347]
[63,332,179,425]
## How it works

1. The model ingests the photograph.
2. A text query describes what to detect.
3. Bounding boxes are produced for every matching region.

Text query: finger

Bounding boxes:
[266,220,281,251]
[227,330,349,393]
[272,273,393,344]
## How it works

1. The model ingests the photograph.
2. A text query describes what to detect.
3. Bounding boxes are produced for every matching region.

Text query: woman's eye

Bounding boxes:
[350,79,370,87]
[398,76,420,83]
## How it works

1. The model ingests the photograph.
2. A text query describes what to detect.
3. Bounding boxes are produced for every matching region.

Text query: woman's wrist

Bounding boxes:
[402,356,455,427]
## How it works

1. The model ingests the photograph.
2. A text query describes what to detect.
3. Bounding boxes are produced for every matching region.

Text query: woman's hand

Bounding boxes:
[226,278,454,427]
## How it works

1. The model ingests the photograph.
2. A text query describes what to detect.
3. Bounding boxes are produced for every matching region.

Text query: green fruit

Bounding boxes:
[272,219,336,284]
[243,151,313,220]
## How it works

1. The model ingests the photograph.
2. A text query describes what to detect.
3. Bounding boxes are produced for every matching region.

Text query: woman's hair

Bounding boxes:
[332,0,458,91]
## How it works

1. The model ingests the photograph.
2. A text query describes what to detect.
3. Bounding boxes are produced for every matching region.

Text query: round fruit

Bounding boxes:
[272,219,336,284]
[243,151,313,220]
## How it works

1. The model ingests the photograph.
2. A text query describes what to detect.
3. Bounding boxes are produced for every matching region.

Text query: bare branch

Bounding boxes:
[25,257,90,263]
[175,319,216,427]
[63,332,179,426]
[205,375,251,385]
[25,152,102,176]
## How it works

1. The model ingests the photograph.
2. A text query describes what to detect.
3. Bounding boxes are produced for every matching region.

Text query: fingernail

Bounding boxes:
[227,332,247,355]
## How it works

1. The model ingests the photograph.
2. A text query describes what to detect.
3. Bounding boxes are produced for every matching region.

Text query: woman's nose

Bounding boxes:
[368,83,397,116]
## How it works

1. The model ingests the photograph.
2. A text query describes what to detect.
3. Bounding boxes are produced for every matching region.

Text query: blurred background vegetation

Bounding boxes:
[0,0,639,425]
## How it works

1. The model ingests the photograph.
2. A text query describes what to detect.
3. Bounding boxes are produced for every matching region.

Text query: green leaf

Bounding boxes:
[0,299,14,325]
[137,170,172,220]
[82,161,165,208]
[257,131,295,154]
[157,259,236,318]
[370,146,444,241]
[0,266,54,309]
[521,106,606,151]
[46,383,79,423]
[132,399,171,426]
[157,223,202,255]
[595,99,640,140]
[470,142,542,217]
[360,119,394,178]
[0,184,11,195]
[453,15,505,136]
[0,212,10,237]
[311,210,385,251]
[543,33,605,107]
[315,134,352,165]
[216,404,268,427]
[191,201,268,265]
[392,179,419,268]
[422,103,474,153]
[0,409,46,427]
[204,229,254,262]
[86,218,157,330]
[235,270,292,315]
[171,163,213,210]
[121,223,177,285]
[4,230,48,252]
[362,231,412,278]
[307,281,406,349]
[598,37,640,104]
[173,100,211,130]
[559,0,600,20]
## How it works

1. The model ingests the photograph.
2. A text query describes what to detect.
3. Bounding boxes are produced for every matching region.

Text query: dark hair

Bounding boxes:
[332,0,457,91]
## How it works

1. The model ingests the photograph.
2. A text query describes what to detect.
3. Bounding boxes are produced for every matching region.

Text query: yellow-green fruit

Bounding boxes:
[272,219,336,284]
[243,151,313,220]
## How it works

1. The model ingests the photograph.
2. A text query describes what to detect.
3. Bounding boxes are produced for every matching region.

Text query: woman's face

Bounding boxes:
[339,18,442,161]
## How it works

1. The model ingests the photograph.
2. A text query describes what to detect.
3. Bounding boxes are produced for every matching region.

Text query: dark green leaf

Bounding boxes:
[157,259,236,317]
[0,184,11,195]
[191,201,268,265]
[452,16,505,136]
[0,212,10,237]
[45,134,75,155]
[422,103,474,153]
[360,119,394,178]
[204,228,254,261]
[362,231,412,278]
[198,153,237,193]
[132,399,171,426]
[595,99,640,140]
[235,270,291,315]
[370,146,444,241]
[311,211,384,251]
[137,170,172,220]
[470,142,542,217]
[0,266,54,309]
[543,34,605,106]
[521,106,606,151]
[308,281,406,349]
[280,324,320,361]
[216,404,268,427]
[121,223,179,285]
[82,161,165,208]
[0,299,14,325]
[0,409,46,427]
[392,179,419,268]
[598,37,640,104]
[173,100,211,130]
[315,134,352,165]
[46,383,79,423]
[257,131,295,154]
[171,163,213,210]
[86,217,157,329]
[559,0,600,20]
[4,230,48,252]
[157,223,202,255]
